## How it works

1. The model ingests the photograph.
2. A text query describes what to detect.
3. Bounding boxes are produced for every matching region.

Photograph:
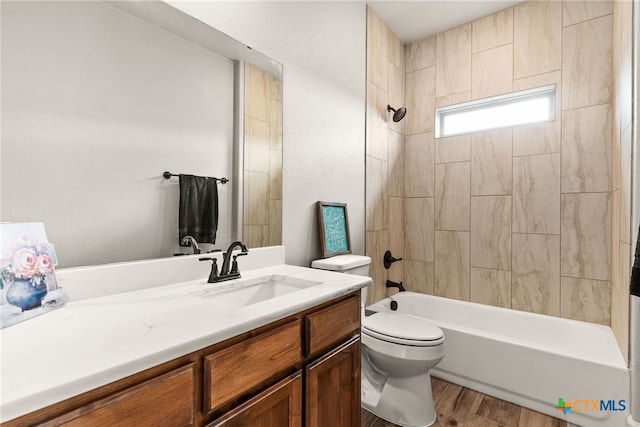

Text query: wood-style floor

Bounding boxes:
[361,377,567,427]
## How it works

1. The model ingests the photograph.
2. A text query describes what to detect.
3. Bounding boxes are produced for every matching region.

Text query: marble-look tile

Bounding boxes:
[366,156,388,232]
[512,121,560,156]
[366,230,389,305]
[470,268,511,309]
[366,80,388,160]
[611,189,620,283]
[563,0,613,27]
[388,129,404,197]
[270,76,282,102]
[268,199,282,246]
[404,260,435,295]
[513,0,562,79]
[406,66,435,135]
[436,162,470,231]
[388,197,404,281]
[611,115,620,192]
[435,231,470,301]
[367,7,388,90]
[471,129,512,195]
[244,116,270,174]
[611,282,630,362]
[404,197,434,262]
[406,37,435,72]
[561,104,611,193]
[436,23,472,98]
[471,44,513,100]
[245,63,271,121]
[472,7,513,53]
[389,63,405,134]
[560,277,610,325]
[621,124,632,244]
[513,154,560,234]
[269,148,282,200]
[269,99,282,150]
[512,233,560,316]
[405,133,434,197]
[435,91,471,108]
[616,0,633,130]
[243,225,268,248]
[562,15,612,110]
[470,196,511,270]
[388,27,405,70]
[611,241,630,361]
[243,171,269,225]
[512,70,561,92]
[436,134,470,164]
[561,192,610,281]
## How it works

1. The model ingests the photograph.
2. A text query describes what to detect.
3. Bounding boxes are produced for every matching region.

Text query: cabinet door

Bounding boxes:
[43,363,196,426]
[305,335,360,427]
[207,371,302,427]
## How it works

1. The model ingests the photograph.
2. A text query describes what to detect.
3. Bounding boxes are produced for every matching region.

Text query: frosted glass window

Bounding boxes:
[435,85,555,138]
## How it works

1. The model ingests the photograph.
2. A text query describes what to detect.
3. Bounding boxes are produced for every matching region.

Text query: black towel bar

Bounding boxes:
[163,171,228,184]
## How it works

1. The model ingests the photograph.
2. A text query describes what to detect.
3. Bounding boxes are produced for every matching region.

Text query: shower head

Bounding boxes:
[387,105,407,122]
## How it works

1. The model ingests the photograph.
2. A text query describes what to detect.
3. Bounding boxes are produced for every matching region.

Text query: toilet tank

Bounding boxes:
[310,254,371,276]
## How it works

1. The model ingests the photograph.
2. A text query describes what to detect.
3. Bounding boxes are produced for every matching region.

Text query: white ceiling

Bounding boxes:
[366,0,525,43]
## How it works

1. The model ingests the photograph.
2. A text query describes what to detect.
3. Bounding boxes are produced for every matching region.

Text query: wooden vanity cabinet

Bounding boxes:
[39,363,197,427]
[305,335,360,427]
[203,320,302,415]
[209,293,361,426]
[207,371,302,427]
[6,292,362,427]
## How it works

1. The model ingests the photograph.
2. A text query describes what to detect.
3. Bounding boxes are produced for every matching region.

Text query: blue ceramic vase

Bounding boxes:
[6,278,48,311]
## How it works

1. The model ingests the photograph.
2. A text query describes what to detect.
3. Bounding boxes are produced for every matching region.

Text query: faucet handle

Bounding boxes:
[230,252,248,274]
[199,257,219,283]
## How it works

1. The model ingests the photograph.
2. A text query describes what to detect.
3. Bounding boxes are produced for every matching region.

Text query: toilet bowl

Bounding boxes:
[311,255,446,427]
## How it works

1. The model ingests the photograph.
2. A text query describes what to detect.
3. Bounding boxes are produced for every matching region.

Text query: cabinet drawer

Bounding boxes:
[304,295,360,357]
[207,371,302,427]
[204,320,301,414]
[43,363,196,426]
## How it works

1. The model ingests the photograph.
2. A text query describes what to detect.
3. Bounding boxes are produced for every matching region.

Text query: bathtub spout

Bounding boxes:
[386,280,406,292]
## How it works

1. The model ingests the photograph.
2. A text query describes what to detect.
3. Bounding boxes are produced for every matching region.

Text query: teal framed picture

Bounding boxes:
[316,201,352,258]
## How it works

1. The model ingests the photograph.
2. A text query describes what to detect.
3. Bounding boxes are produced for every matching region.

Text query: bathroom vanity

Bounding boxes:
[0,247,370,426]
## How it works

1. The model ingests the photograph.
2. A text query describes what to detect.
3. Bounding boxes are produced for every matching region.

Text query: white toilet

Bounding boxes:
[311,254,445,427]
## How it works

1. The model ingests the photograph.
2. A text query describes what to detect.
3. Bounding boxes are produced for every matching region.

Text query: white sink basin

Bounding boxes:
[189,274,321,308]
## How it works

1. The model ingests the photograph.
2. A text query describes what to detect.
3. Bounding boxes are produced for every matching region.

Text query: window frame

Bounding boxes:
[434,85,556,138]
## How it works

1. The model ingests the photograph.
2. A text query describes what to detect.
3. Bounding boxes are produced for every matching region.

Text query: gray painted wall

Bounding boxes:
[169,1,368,267]
[1,1,235,267]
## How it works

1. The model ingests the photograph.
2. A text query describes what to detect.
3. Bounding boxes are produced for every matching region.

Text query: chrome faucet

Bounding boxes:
[181,235,201,254]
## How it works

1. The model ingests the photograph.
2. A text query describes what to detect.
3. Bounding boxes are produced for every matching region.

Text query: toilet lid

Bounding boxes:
[363,312,444,345]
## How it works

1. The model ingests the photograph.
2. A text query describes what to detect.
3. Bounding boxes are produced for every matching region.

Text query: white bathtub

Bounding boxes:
[366,292,630,427]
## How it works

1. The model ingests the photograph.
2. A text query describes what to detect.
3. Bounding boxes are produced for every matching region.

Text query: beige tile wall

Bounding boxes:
[402,0,614,325]
[611,0,632,361]
[365,1,622,326]
[365,7,406,304]
[244,63,282,248]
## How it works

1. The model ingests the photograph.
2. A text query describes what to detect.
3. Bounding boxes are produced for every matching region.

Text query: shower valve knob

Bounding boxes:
[383,250,403,269]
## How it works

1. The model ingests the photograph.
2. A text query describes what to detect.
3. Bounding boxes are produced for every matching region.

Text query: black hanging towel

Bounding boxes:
[178,174,219,245]
[631,226,640,297]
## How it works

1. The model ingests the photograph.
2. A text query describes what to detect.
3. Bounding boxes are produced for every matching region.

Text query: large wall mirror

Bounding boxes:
[0,1,283,268]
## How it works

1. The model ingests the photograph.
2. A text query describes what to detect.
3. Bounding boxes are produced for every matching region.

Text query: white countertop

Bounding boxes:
[0,259,371,422]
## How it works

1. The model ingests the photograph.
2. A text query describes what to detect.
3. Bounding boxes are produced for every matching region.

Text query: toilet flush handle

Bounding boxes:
[383,250,403,269]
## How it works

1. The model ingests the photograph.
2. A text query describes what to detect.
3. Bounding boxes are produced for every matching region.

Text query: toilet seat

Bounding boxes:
[363,312,444,347]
